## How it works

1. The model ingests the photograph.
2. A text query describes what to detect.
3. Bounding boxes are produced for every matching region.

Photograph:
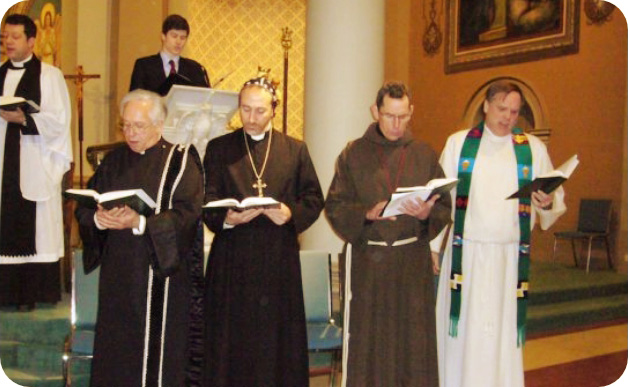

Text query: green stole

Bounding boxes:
[449,122,532,347]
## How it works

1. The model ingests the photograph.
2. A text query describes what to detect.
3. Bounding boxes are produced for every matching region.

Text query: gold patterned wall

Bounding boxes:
[187,0,306,140]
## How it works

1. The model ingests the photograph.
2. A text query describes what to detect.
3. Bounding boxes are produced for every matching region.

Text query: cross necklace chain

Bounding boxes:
[244,128,273,197]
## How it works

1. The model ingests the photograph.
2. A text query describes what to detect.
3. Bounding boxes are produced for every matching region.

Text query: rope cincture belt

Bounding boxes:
[448,122,532,347]
[367,236,418,247]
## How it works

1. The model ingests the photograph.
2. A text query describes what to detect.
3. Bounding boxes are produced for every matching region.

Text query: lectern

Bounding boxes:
[163,85,239,160]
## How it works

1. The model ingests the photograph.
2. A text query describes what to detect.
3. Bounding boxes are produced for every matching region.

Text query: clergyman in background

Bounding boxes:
[0,14,72,311]
[129,14,210,95]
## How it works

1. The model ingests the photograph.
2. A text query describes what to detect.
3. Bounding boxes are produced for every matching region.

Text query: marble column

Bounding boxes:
[300,0,385,255]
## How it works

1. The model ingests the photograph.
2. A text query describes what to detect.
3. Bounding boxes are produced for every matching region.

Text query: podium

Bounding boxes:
[163,85,239,159]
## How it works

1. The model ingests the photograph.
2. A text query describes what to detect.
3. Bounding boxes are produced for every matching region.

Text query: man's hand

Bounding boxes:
[400,194,440,220]
[531,190,553,210]
[0,107,26,124]
[431,251,441,275]
[95,205,140,230]
[264,203,292,226]
[365,201,397,221]
[225,208,264,226]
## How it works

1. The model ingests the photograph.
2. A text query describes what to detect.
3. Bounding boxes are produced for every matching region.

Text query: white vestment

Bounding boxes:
[0,58,72,264]
[432,127,566,387]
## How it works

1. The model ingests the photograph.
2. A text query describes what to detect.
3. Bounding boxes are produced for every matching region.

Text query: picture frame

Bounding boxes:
[445,0,580,74]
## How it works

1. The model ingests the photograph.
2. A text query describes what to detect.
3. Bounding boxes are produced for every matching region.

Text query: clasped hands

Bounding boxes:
[95,204,141,230]
[225,203,292,227]
[365,194,440,222]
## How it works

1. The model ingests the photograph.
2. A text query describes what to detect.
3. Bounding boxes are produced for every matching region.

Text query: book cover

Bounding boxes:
[0,96,40,114]
[65,188,156,216]
[507,154,579,199]
[203,197,280,211]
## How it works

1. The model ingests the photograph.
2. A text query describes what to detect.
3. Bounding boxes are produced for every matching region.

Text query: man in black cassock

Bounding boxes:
[203,77,324,386]
[75,90,204,386]
[0,14,72,311]
[129,14,210,95]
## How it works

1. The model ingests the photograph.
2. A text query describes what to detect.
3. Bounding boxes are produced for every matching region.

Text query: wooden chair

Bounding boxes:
[553,199,613,273]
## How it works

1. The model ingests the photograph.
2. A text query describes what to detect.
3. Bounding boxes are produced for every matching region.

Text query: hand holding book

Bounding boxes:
[65,188,156,216]
[507,154,579,199]
[380,178,458,218]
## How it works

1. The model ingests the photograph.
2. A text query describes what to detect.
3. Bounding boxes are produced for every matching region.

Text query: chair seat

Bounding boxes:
[555,231,607,238]
[71,328,95,355]
[307,322,342,351]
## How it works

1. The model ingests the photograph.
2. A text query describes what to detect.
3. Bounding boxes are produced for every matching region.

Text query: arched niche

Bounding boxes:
[462,77,552,143]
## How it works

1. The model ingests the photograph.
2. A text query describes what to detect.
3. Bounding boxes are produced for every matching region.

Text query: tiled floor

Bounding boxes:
[311,322,628,387]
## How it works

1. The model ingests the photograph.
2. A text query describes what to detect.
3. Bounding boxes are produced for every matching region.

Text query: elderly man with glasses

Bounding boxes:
[74,89,205,386]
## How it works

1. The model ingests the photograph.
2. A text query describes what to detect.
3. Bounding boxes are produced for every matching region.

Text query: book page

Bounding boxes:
[0,96,26,105]
[538,154,579,179]
[65,189,100,200]
[240,197,280,208]
[204,198,240,208]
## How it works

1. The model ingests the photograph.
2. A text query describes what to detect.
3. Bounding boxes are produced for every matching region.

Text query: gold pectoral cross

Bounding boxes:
[253,178,267,197]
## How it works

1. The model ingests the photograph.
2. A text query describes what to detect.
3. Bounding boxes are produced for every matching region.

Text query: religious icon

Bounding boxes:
[34,2,62,67]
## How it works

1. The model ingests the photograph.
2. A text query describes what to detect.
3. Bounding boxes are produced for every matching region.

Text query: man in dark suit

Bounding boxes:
[129,14,210,95]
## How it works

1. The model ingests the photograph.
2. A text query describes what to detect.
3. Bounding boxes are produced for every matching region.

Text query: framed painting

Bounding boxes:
[445,0,580,73]
[1,0,63,67]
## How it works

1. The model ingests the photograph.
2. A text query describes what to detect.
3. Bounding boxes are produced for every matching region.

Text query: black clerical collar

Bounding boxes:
[8,54,34,70]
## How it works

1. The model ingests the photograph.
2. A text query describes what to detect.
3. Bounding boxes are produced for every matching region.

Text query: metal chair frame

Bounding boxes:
[62,249,100,386]
[300,250,342,387]
[552,199,613,273]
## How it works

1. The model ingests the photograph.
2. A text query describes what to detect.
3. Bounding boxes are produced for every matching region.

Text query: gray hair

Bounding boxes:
[119,89,167,124]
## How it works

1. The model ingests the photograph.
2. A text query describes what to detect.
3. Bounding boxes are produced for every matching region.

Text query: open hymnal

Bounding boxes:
[203,197,280,211]
[507,154,579,199]
[0,96,40,114]
[381,178,459,218]
[64,188,156,216]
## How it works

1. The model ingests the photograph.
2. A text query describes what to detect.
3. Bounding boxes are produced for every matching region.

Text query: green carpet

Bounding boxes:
[0,295,71,387]
[0,261,625,386]
[527,262,627,334]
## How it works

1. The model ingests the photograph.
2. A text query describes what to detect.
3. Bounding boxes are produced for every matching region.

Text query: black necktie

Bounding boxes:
[169,60,176,76]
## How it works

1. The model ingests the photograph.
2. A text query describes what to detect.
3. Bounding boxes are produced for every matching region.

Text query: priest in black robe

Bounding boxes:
[203,77,324,386]
[0,14,72,310]
[75,90,204,386]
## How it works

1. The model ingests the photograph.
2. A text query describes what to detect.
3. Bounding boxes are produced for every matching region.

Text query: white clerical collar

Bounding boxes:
[249,123,273,141]
[10,54,33,68]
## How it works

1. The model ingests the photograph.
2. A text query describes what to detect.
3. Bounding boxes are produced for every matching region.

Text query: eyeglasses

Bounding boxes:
[118,120,153,133]
[379,112,411,122]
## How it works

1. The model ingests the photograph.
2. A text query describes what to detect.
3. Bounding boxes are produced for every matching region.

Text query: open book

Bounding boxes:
[204,197,280,211]
[64,188,156,216]
[507,154,579,199]
[381,178,459,218]
[0,96,40,114]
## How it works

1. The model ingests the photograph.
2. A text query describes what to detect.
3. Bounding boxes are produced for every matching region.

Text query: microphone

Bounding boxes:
[212,70,234,88]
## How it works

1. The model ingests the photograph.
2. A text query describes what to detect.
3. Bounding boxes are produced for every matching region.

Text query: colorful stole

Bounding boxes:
[449,122,532,347]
